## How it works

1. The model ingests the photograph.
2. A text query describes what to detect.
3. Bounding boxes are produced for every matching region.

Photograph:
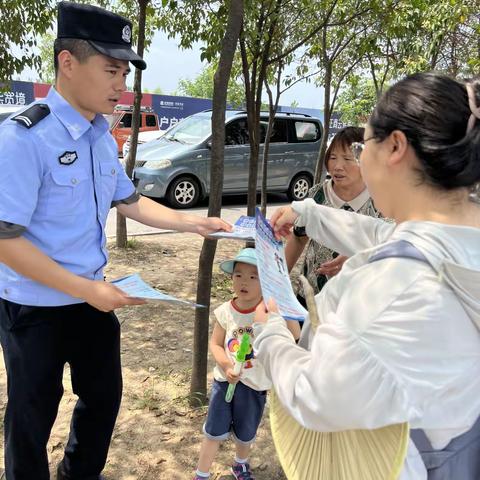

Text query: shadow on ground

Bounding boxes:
[0,234,288,479]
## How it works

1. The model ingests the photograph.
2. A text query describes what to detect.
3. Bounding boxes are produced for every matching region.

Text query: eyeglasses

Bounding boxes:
[350,137,375,162]
[350,142,364,161]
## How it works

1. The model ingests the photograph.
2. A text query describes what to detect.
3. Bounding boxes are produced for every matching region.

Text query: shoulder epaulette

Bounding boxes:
[12,104,50,129]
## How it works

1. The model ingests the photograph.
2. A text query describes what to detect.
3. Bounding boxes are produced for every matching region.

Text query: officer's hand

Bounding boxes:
[197,217,232,237]
[84,281,147,312]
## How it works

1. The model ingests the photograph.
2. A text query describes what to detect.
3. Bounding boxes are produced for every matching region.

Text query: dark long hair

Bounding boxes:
[369,72,480,190]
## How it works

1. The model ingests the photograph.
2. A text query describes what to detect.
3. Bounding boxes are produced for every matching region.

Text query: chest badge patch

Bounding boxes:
[58,151,78,165]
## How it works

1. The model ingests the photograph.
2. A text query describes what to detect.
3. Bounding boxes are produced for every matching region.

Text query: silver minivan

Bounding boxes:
[133,110,322,208]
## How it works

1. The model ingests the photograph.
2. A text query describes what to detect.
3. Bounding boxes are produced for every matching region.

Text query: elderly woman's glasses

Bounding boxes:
[350,142,364,161]
[350,137,375,162]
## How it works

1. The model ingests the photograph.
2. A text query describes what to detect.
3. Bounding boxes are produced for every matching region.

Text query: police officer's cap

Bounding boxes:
[57,1,147,70]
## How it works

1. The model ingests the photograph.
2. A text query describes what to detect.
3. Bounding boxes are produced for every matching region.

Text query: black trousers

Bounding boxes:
[0,300,122,480]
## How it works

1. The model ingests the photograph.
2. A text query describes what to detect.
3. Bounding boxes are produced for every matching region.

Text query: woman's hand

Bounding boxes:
[316,255,348,277]
[255,298,280,324]
[269,206,299,240]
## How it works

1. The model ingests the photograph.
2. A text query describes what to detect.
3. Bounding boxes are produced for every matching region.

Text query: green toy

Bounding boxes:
[225,333,250,403]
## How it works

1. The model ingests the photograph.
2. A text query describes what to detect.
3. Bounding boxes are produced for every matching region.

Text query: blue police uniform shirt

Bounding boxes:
[0,88,136,306]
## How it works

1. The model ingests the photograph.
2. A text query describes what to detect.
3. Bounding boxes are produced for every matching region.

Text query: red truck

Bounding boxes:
[105,104,159,155]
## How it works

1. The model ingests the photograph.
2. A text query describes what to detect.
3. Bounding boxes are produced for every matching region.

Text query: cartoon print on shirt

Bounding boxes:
[227,326,254,369]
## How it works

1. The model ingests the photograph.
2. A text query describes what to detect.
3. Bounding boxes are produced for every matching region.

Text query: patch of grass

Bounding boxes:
[155,368,192,387]
[133,376,160,411]
[186,391,208,409]
[126,237,140,249]
[174,368,193,385]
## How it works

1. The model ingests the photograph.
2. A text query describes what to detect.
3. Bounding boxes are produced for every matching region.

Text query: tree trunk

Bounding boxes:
[261,91,274,217]
[116,0,148,248]
[242,2,276,217]
[314,61,332,185]
[261,66,281,216]
[190,0,244,406]
[246,119,260,217]
[240,36,259,218]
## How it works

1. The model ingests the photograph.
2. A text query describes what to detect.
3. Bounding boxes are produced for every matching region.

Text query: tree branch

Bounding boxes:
[279,68,322,94]
[267,0,339,65]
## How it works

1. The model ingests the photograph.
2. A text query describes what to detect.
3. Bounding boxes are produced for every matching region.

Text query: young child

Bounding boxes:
[194,248,300,480]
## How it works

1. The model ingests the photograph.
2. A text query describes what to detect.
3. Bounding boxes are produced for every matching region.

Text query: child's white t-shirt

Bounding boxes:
[213,300,272,391]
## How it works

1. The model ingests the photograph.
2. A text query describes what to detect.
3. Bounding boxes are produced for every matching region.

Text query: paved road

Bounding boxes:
[105,193,290,238]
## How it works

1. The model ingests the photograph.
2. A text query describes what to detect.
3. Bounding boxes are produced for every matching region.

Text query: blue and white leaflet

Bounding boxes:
[210,215,256,241]
[111,273,204,308]
[255,208,307,321]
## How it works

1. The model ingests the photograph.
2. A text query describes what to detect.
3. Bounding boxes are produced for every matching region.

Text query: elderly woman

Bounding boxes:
[254,72,480,479]
[285,126,380,305]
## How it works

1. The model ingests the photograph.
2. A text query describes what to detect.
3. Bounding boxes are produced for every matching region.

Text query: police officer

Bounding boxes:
[0,2,230,479]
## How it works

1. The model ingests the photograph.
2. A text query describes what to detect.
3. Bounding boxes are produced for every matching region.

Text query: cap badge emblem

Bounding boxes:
[122,25,131,43]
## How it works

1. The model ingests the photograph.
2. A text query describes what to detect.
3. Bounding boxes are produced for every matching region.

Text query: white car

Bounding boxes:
[122,129,166,158]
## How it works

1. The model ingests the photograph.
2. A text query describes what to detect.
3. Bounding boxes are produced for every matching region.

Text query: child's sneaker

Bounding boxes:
[230,462,255,480]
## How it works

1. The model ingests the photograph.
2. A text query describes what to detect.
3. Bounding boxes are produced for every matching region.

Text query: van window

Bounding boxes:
[225,119,249,145]
[259,121,268,143]
[146,115,157,127]
[269,119,288,143]
[104,113,121,129]
[259,119,288,143]
[164,114,211,144]
[120,113,132,128]
[295,121,320,142]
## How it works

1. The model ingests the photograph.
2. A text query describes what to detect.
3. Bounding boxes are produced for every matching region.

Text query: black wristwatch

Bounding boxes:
[293,225,307,237]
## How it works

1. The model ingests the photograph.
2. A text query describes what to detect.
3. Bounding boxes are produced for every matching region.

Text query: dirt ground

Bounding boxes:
[0,233,289,480]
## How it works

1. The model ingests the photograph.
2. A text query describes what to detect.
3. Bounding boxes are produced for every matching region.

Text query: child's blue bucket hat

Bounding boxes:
[220,248,258,274]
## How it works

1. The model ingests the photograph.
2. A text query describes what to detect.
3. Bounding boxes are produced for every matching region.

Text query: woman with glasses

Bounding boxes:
[254,72,480,479]
[285,126,381,306]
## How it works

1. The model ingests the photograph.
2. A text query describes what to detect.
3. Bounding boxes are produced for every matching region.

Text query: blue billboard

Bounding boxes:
[0,81,35,106]
[151,94,212,131]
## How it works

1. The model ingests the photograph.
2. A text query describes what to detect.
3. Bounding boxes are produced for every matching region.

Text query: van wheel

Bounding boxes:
[167,176,200,208]
[288,174,312,201]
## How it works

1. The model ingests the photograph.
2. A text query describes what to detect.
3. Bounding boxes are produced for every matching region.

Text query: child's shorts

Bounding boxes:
[203,380,267,444]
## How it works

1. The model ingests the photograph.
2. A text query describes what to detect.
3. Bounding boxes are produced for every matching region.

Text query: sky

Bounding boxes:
[20,29,325,111]
[141,31,325,110]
